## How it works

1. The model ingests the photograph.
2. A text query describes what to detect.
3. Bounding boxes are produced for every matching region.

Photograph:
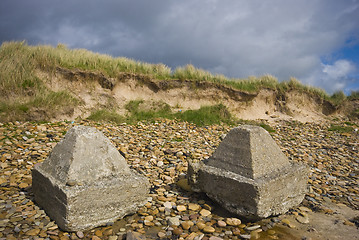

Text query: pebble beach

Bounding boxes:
[1,119,358,240]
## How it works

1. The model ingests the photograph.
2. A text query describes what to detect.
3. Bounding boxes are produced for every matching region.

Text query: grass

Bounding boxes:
[348,90,359,100]
[1,41,335,98]
[125,100,173,123]
[89,100,234,126]
[327,124,353,133]
[87,109,125,123]
[0,41,352,122]
[329,91,346,106]
[174,103,233,126]
[260,123,276,133]
[0,91,78,121]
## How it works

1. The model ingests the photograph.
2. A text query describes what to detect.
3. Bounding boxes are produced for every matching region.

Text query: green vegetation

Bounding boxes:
[89,101,233,126]
[327,124,353,133]
[0,41,354,122]
[330,91,346,106]
[348,90,359,100]
[174,104,233,126]
[125,100,172,122]
[260,123,275,133]
[1,41,336,97]
[87,109,124,123]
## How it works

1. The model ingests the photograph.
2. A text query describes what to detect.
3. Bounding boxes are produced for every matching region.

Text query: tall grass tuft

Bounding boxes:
[87,109,125,124]
[330,91,346,106]
[174,104,233,126]
[348,90,359,100]
[0,41,43,97]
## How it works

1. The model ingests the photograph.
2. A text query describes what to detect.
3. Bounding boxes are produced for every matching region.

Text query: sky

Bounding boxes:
[1,0,359,95]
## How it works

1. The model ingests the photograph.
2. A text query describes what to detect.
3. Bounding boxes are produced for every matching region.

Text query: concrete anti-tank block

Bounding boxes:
[188,125,308,219]
[32,126,150,231]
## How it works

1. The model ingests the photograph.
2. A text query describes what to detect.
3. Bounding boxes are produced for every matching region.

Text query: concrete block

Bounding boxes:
[188,125,308,219]
[32,126,150,231]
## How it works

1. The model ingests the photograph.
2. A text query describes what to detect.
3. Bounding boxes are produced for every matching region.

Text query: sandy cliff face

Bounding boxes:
[38,68,346,123]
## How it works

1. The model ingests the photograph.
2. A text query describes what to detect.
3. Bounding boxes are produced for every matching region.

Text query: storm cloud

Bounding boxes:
[1,0,359,93]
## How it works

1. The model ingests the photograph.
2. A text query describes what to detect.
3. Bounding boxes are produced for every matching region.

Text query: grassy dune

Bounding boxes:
[0,41,356,123]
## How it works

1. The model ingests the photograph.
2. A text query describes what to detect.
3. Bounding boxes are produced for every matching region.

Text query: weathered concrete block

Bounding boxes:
[188,125,308,219]
[32,126,150,231]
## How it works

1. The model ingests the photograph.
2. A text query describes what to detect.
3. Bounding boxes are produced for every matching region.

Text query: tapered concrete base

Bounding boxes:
[188,125,308,219]
[32,126,150,231]
[188,161,308,219]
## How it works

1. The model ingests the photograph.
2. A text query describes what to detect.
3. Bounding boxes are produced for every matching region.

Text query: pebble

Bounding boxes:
[76,231,84,238]
[188,203,200,211]
[177,205,186,212]
[163,201,172,209]
[200,209,211,217]
[25,228,40,236]
[197,222,207,230]
[1,119,358,239]
[203,226,216,233]
[181,221,193,230]
[246,224,261,231]
[217,220,227,227]
[296,215,309,224]
[167,217,180,226]
[158,231,166,238]
[209,236,223,240]
[226,218,241,226]
[172,227,183,235]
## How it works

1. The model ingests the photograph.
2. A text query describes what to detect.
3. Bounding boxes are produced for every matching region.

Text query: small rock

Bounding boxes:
[95,229,103,237]
[246,225,261,231]
[188,203,200,211]
[14,226,21,233]
[282,219,291,225]
[181,221,193,230]
[164,201,173,209]
[296,215,309,224]
[209,237,223,240]
[26,228,40,236]
[172,227,183,235]
[200,209,211,217]
[197,222,206,230]
[168,217,180,226]
[282,218,296,228]
[177,205,187,212]
[76,231,84,238]
[226,218,241,226]
[239,234,251,239]
[158,232,166,238]
[66,180,77,186]
[267,229,276,235]
[217,220,226,227]
[203,226,215,233]
[299,206,312,212]
[19,182,28,188]
[126,231,146,240]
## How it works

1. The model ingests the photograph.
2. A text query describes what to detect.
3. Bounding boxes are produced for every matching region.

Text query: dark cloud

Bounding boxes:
[1,0,359,93]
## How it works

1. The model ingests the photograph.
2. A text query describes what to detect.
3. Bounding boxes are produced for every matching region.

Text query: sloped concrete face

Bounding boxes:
[32,126,150,231]
[188,125,308,219]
